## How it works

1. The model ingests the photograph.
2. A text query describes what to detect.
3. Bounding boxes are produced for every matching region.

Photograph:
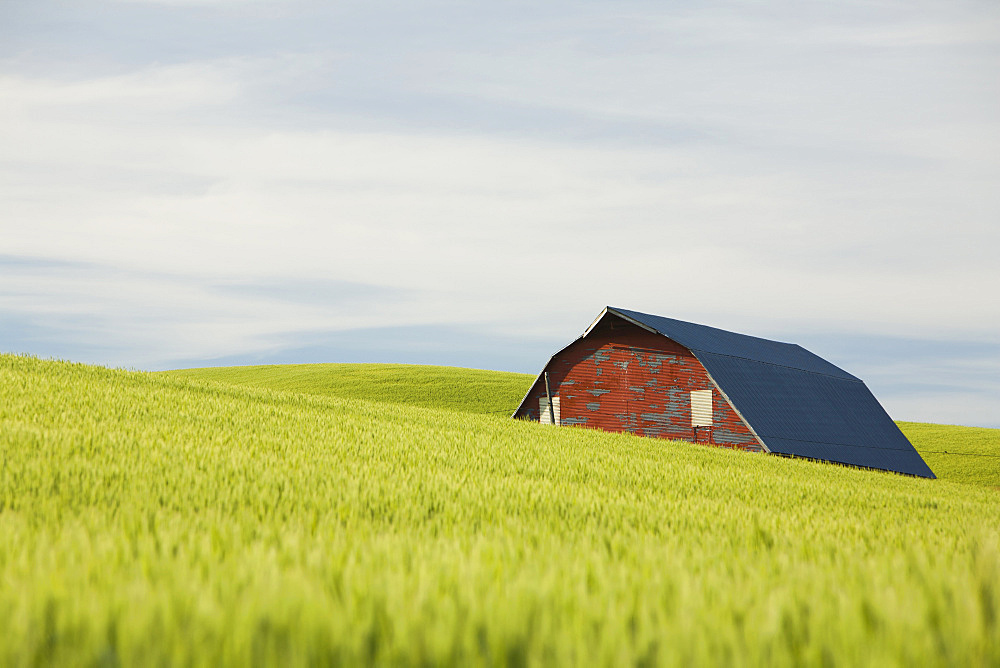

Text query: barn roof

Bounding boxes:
[595,307,935,478]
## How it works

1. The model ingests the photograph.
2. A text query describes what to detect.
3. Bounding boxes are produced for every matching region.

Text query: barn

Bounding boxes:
[513,306,935,478]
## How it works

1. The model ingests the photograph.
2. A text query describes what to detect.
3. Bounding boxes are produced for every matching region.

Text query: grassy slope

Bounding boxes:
[162,363,1000,488]
[3,354,999,665]
[898,422,1000,488]
[161,363,531,415]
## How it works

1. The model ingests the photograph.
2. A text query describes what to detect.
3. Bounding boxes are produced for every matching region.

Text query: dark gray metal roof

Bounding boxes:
[608,307,935,478]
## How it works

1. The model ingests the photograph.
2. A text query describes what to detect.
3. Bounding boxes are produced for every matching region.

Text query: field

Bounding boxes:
[160,363,529,415]
[897,422,1000,488]
[165,363,1000,489]
[2,355,999,665]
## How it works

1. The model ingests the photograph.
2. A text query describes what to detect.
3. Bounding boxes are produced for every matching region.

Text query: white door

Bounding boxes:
[539,396,561,425]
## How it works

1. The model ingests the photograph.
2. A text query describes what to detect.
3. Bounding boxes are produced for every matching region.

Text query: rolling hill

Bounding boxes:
[2,354,998,665]
[160,363,530,415]
[162,363,1000,489]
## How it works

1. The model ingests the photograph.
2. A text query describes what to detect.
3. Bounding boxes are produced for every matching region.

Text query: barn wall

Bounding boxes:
[516,315,762,451]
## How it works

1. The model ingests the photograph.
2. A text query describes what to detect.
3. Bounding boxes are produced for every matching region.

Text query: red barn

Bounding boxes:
[513,306,935,478]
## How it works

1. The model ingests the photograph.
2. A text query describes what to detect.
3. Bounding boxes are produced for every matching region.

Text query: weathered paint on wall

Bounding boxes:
[516,314,762,452]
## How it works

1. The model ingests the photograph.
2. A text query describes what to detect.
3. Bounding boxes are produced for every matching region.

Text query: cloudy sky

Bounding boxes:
[2,0,999,426]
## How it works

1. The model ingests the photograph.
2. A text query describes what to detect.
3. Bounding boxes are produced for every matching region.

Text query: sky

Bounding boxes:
[2,0,999,427]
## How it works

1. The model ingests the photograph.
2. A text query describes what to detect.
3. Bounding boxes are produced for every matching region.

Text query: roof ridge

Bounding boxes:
[608,307,857,380]
[609,305,797,343]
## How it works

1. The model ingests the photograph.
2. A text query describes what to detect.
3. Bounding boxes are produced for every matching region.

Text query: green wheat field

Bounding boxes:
[2,354,999,666]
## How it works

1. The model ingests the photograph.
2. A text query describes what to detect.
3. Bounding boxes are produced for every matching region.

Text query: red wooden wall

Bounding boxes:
[516,315,762,452]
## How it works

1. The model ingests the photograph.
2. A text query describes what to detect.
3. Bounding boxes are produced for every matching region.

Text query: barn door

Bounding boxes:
[691,389,714,443]
[539,396,560,426]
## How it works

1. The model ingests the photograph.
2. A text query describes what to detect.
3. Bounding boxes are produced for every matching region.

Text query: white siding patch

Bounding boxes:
[691,390,713,427]
[539,396,561,425]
